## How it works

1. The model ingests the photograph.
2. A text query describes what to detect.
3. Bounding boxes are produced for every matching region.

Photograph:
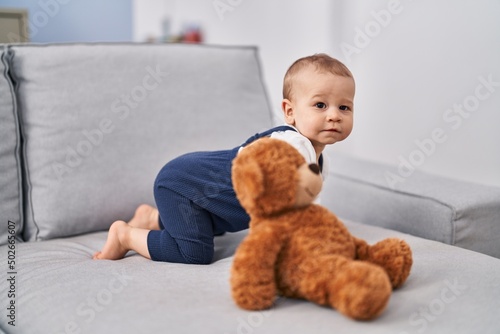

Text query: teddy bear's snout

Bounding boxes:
[308,163,320,175]
[295,163,323,207]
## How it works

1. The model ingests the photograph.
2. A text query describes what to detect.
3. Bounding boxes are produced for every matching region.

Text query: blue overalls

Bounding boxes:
[148,126,295,264]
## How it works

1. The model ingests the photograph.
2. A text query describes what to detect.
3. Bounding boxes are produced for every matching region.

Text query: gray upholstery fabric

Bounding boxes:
[322,151,500,258]
[8,43,272,242]
[0,221,498,334]
[0,45,22,246]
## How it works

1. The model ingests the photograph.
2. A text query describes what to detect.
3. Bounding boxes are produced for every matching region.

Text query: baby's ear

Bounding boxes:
[281,99,295,125]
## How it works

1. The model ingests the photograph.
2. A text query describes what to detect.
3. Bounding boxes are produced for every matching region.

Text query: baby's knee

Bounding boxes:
[148,230,214,265]
[179,244,214,265]
[152,249,213,265]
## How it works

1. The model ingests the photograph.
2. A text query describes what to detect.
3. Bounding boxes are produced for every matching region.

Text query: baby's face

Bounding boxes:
[283,69,355,155]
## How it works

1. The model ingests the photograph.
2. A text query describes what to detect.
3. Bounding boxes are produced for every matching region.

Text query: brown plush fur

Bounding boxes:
[230,138,413,320]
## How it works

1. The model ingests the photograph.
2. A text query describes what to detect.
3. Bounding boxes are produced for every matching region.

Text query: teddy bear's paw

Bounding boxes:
[233,296,274,311]
[329,262,391,320]
[231,284,276,311]
[369,238,413,289]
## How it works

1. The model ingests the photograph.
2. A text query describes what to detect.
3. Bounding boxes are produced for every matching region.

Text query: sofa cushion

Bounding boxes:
[1,221,499,333]
[322,150,500,258]
[0,45,23,246]
[8,43,272,241]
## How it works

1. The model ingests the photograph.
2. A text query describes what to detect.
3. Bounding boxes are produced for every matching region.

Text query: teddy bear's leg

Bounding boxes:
[354,237,413,289]
[231,227,285,311]
[297,255,392,320]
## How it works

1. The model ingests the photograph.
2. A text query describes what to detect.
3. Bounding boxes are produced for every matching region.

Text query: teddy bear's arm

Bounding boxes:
[230,225,284,310]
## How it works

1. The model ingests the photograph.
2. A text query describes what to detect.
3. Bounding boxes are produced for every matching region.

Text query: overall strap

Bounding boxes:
[241,125,296,147]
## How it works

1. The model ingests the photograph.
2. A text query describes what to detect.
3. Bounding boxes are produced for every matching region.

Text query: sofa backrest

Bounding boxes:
[2,43,272,242]
[0,45,23,245]
[321,149,500,258]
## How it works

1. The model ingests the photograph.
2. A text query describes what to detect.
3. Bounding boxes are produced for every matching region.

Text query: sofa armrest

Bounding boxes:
[321,151,500,258]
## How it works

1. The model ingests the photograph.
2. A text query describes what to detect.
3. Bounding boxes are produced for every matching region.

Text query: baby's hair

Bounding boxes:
[283,54,353,100]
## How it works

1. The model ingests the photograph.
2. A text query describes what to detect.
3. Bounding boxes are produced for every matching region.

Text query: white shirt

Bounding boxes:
[269,125,329,181]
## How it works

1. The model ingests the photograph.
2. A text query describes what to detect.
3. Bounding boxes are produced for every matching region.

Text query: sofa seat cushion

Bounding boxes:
[7,43,272,242]
[0,220,498,333]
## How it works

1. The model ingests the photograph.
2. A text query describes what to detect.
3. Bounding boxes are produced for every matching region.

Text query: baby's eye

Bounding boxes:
[315,102,327,109]
[339,105,351,111]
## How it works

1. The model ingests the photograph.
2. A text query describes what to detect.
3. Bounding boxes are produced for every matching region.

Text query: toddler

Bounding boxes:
[93,53,355,264]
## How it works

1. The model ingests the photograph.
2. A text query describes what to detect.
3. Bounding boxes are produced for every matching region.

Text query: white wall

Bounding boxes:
[133,0,500,187]
[331,0,500,187]
[132,0,335,124]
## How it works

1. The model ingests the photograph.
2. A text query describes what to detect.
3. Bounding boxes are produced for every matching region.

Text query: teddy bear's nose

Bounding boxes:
[308,163,320,175]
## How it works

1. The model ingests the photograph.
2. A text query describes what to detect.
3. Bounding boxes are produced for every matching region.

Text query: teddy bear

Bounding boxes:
[230,137,413,320]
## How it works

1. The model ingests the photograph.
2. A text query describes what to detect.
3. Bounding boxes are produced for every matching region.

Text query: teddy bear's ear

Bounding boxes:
[232,158,264,205]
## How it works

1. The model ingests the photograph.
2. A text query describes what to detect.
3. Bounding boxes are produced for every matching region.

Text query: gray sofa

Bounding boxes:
[0,43,499,334]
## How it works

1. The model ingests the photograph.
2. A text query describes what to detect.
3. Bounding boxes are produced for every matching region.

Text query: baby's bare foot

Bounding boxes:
[128,204,159,230]
[93,220,130,260]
